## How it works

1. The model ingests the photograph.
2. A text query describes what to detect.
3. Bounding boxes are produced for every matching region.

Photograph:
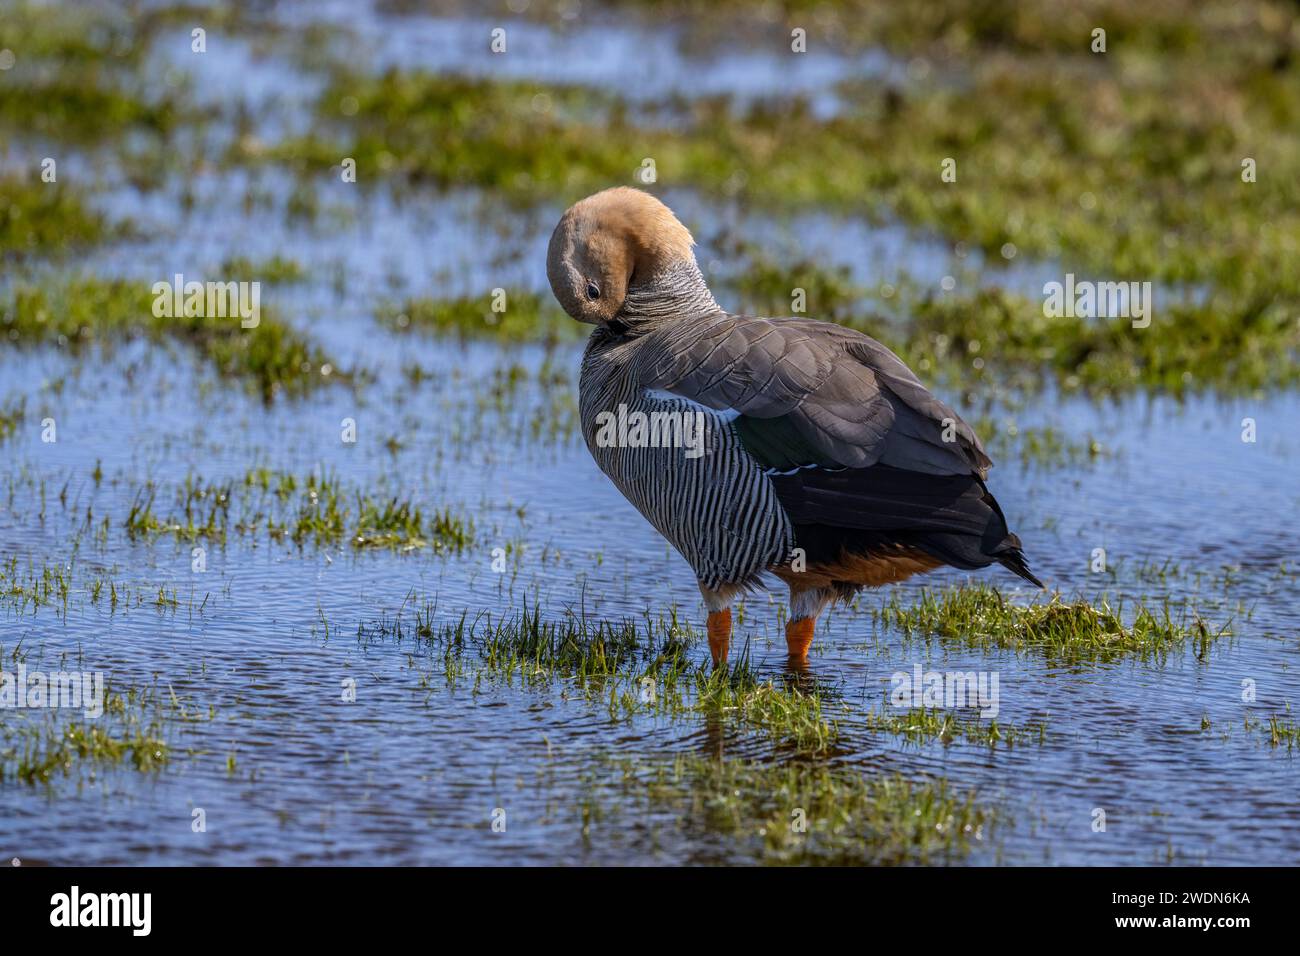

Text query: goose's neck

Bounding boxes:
[618,258,720,329]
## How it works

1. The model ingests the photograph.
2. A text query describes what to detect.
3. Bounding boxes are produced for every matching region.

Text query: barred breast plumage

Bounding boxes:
[579,315,794,593]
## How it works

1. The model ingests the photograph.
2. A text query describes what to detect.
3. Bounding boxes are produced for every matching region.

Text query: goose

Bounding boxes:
[547,187,1042,668]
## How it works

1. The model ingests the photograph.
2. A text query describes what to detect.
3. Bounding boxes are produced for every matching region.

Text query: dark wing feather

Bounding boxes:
[640,313,991,477]
[638,312,1040,587]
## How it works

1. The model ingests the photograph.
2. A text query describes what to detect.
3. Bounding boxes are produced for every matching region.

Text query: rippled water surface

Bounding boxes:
[1,2,1297,866]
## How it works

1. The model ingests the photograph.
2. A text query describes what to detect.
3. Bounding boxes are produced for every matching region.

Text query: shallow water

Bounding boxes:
[1,2,1297,866]
[275,0,905,114]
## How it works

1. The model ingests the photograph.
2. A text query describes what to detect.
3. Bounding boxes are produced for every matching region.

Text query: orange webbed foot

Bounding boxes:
[706,609,731,668]
[785,617,815,666]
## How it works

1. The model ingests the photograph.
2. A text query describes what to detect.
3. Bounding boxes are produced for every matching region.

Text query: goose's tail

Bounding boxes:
[769,464,1045,588]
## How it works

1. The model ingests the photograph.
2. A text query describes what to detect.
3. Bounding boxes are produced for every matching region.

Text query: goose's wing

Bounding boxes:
[640,313,991,478]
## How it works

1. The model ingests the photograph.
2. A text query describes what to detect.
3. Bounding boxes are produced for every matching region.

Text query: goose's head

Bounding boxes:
[546,187,701,331]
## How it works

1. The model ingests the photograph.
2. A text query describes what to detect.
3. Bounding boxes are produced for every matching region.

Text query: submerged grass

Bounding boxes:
[0,683,174,785]
[876,583,1229,664]
[219,254,308,284]
[0,555,204,620]
[598,751,991,865]
[0,396,22,445]
[373,601,842,753]
[1263,714,1300,751]
[376,289,579,343]
[121,468,474,554]
[864,706,1048,749]
[373,598,1063,752]
[973,418,1106,469]
[0,2,188,144]
[1202,710,1300,752]
[0,274,340,401]
[0,175,111,258]
[0,0,195,143]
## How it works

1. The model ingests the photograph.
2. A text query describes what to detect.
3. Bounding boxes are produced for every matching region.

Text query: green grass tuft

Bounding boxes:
[372,601,841,753]
[597,751,991,865]
[876,583,1229,664]
[0,274,340,401]
[0,176,111,257]
[0,683,175,785]
[376,289,579,343]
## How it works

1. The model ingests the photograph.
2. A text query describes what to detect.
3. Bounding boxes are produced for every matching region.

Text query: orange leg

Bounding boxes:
[785,617,815,664]
[706,609,732,667]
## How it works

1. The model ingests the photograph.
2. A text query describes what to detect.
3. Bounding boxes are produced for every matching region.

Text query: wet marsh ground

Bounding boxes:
[1,0,1298,865]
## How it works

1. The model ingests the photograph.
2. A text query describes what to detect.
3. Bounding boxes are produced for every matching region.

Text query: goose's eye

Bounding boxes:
[586,282,601,301]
